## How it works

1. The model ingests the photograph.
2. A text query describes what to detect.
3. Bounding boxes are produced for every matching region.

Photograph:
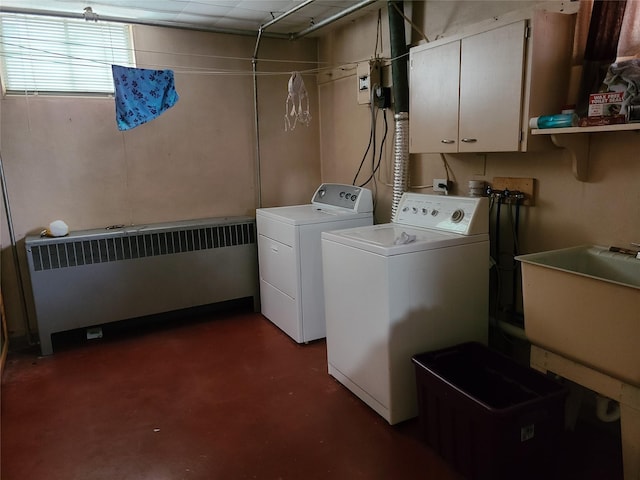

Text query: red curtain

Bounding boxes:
[576,0,627,116]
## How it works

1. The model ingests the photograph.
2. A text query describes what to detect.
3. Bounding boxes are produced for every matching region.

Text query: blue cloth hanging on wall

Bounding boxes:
[112,65,179,131]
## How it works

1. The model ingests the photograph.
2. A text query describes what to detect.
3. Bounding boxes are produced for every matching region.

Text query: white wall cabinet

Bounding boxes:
[458,21,526,152]
[409,10,575,154]
[409,40,461,153]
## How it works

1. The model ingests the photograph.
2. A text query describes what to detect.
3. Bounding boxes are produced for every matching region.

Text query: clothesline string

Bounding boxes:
[0,33,327,65]
[0,51,349,76]
[0,35,408,77]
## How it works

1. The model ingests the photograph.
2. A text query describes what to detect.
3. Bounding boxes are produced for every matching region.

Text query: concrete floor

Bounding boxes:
[1,302,622,479]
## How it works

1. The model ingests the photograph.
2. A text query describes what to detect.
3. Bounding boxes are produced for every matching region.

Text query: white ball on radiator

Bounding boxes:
[42,220,69,237]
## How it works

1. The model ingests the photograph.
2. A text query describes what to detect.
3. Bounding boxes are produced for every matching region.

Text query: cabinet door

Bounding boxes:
[409,41,460,153]
[459,21,526,152]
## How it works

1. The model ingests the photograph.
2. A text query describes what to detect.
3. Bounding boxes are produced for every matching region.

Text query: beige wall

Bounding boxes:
[317,1,640,251]
[0,25,319,338]
[318,10,395,219]
[2,1,639,342]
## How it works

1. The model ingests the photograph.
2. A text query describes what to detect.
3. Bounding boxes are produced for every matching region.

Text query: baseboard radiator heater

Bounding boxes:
[25,216,259,355]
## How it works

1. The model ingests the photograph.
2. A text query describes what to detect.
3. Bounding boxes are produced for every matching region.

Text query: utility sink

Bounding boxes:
[516,245,640,386]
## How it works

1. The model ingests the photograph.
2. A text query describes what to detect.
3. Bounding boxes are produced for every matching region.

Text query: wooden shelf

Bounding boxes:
[531,123,640,135]
[531,123,640,181]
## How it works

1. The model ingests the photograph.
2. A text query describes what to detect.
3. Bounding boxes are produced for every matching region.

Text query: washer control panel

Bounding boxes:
[394,193,488,235]
[311,183,373,213]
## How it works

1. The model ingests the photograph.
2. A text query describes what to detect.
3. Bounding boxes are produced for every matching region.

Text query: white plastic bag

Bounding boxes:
[284,72,311,131]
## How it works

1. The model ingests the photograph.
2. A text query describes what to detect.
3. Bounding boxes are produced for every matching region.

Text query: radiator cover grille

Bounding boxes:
[25,217,259,355]
[29,222,256,271]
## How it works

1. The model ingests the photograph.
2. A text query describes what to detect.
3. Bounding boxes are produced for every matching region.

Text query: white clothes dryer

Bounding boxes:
[256,184,373,343]
[321,193,489,424]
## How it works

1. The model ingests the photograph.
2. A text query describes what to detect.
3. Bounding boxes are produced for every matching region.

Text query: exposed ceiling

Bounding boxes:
[0,0,385,38]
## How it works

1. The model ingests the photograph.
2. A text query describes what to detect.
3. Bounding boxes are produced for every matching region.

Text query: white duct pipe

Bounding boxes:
[596,394,621,423]
[391,112,409,220]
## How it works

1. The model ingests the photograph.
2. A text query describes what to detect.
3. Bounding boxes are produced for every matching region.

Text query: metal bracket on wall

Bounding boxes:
[491,177,535,206]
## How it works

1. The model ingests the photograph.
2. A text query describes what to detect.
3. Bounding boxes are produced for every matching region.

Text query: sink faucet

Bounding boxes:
[609,244,640,259]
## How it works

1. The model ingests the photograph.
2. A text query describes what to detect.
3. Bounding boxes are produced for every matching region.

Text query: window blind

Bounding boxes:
[0,13,135,94]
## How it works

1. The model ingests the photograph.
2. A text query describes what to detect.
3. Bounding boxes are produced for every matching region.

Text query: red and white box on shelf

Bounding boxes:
[580,91,626,126]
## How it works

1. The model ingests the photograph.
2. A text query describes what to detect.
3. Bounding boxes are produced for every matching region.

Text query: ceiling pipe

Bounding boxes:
[0,5,290,39]
[253,0,316,58]
[262,0,316,32]
[291,0,378,39]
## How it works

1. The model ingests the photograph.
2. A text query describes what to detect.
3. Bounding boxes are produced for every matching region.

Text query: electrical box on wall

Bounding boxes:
[357,60,381,105]
[374,86,391,109]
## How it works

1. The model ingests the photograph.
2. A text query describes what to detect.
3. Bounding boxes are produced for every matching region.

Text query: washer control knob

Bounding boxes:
[451,209,464,223]
[339,191,345,198]
[402,206,409,212]
[345,193,351,200]
[351,194,357,201]
[412,207,418,214]
[318,188,326,198]
[431,209,439,216]
[422,208,428,215]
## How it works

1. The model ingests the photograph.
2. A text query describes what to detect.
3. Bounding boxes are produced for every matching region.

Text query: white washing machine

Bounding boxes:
[321,192,489,424]
[256,183,373,343]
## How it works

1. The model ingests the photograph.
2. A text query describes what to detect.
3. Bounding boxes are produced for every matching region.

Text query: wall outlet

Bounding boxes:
[357,60,381,105]
[433,178,449,192]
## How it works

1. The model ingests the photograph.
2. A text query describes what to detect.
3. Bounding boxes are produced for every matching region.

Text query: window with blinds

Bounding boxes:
[0,13,135,95]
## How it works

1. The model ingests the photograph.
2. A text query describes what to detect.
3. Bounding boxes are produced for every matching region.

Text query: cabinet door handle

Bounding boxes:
[461,138,477,143]
[440,139,455,144]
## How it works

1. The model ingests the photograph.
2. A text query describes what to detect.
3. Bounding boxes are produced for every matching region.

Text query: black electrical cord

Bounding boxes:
[514,197,521,255]
[374,9,382,58]
[495,196,502,269]
[511,196,522,321]
[488,194,498,318]
[489,190,526,325]
[493,193,506,320]
[351,110,375,186]
[359,108,388,188]
[354,6,384,189]
[352,84,380,186]
[376,108,389,175]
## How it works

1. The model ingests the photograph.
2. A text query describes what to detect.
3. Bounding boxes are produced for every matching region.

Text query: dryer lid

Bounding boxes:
[257,204,372,226]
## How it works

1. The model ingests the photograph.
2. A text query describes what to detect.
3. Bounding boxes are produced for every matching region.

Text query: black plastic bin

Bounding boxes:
[412,342,567,480]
